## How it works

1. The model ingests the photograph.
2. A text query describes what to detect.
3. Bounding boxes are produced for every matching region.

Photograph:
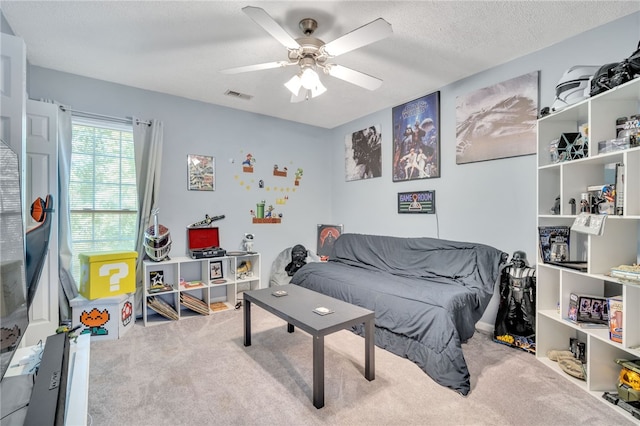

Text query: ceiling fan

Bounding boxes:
[220,6,393,102]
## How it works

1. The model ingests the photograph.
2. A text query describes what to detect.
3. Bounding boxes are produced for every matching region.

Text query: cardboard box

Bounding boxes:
[70,293,135,341]
[79,251,137,300]
[608,297,623,343]
[568,293,608,324]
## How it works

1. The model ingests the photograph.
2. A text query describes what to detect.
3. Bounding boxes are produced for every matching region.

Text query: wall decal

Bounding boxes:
[273,165,288,177]
[294,168,303,186]
[456,71,539,164]
[251,200,282,224]
[392,92,440,181]
[242,153,255,172]
[345,125,382,181]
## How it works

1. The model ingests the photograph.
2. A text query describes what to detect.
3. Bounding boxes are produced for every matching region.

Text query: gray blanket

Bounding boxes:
[290,233,506,395]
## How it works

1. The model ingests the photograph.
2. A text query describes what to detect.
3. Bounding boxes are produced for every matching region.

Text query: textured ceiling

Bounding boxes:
[2,1,639,129]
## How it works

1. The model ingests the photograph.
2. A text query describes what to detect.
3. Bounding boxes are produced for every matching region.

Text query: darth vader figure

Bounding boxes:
[494,251,536,339]
[285,244,307,277]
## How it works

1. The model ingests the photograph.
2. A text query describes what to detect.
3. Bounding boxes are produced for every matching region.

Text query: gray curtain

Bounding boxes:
[55,104,79,322]
[133,118,164,316]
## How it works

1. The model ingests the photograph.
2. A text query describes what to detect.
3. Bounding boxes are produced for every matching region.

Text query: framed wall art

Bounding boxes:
[317,224,343,258]
[392,91,440,181]
[187,154,215,191]
[455,71,539,164]
[209,260,223,280]
[345,124,382,181]
[397,190,436,214]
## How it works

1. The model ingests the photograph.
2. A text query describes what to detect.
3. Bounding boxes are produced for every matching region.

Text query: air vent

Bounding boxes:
[224,90,253,101]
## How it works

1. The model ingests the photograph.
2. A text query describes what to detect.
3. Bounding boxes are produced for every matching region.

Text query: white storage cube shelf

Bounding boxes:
[143,253,261,326]
[536,78,640,422]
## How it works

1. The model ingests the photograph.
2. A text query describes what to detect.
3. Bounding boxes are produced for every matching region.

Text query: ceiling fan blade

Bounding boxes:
[327,64,383,91]
[322,18,392,57]
[242,6,300,50]
[220,61,293,74]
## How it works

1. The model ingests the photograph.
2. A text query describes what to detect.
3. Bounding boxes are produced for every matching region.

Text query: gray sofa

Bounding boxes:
[290,233,507,395]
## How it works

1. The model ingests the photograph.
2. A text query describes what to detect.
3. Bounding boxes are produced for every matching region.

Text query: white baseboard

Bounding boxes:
[475,321,494,334]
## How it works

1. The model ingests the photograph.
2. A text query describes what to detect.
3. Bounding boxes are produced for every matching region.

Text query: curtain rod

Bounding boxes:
[59,106,151,126]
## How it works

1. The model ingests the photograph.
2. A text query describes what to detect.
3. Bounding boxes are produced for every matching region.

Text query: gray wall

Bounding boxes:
[24,11,640,329]
[328,12,640,326]
[27,68,333,286]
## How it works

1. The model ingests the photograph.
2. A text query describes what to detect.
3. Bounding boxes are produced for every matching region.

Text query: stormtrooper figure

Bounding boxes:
[243,233,255,253]
[494,251,536,339]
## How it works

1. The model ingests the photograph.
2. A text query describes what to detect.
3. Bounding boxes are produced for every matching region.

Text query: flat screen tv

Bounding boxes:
[0,138,29,380]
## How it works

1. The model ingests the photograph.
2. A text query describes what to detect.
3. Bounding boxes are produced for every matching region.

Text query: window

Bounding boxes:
[69,118,137,284]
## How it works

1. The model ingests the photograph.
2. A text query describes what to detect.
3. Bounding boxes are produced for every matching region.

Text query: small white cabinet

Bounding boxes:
[142,253,261,326]
[536,78,640,421]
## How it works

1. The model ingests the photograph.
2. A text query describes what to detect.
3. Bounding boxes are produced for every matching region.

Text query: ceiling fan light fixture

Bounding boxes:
[311,80,327,97]
[300,67,320,90]
[284,74,302,96]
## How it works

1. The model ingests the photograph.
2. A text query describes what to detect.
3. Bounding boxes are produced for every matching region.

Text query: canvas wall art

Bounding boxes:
[456,71,539,164]
[345,125,382,181]
[392,91,440,181]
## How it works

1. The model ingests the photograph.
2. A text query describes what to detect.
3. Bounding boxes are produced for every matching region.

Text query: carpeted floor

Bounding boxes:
[86,306,634,426]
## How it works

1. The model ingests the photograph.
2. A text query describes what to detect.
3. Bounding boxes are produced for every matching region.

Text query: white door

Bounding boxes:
[24,100,59,345]
[0,32,26,197]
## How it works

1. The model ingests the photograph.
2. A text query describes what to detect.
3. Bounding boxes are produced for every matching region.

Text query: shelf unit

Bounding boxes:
[142,253,261,326]
[536,78,640,421]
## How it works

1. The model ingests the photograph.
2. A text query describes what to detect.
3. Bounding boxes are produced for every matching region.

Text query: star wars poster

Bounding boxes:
[345,125,382,181]
[316,224,343,259]
[392,91,440,181]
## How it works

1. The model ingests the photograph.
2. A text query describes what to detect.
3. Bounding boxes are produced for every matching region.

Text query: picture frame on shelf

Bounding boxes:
[317,224,343,259]
[210,260,224,280]
[149,270,164,286]
[187,154,215,191]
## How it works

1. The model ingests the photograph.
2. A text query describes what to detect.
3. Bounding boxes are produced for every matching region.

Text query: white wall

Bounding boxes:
[25,11,640,329]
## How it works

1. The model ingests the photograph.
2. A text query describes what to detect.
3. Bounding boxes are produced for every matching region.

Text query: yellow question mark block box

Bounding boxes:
[79,251,138,300]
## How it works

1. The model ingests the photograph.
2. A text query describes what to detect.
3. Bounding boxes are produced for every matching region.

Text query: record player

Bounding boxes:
[187,226,226,258]
[191,246,226,259]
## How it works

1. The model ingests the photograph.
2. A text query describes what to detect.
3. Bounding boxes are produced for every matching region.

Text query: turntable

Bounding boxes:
[190,246,226,259]
[187,225,226,258]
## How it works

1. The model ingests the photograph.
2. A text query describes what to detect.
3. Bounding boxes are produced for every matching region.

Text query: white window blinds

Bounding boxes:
[69,117,138,283]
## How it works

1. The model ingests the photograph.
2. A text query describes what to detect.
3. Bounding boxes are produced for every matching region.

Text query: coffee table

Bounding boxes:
[243,284,375,408]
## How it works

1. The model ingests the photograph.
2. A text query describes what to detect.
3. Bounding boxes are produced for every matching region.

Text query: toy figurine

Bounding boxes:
[568,198,576,215]
[552,196,560,215]
[580,193,591,213]
[243,233,255,253]
[494,251,536,349]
